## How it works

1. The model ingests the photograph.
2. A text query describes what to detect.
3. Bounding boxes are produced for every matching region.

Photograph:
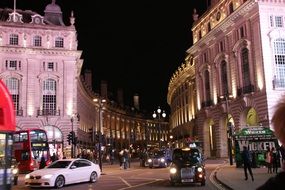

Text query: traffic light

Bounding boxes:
[67,131,75,145]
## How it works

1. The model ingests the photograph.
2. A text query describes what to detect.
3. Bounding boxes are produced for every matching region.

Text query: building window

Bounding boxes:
[55,37,64,48]
[5,60,21,71]
[241,48,251,87]
[5,78,19,111]
[229,2,234,14]
[270,16,274,27]
[275,16,283,28]
[9,34,19,45]
[273,38,285,88]
[270,16,284,28]
[33,35,42,47]
[42,79,57,114]
[47,62,54,71]
[207,22,211,32]
[221,60,228,95]
[203,52,208,63]
[219,41,224,52]
[240,27,245,38]
[205,70,211,102]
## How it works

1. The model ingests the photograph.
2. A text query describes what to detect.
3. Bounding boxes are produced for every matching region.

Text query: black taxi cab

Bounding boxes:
[169,147,205,186]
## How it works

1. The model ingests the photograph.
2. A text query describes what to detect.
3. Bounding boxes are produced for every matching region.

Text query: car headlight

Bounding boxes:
[148,159,152,163]
[197,167,203,172]
[12,168,18,175]
[160,158,165,162]
[170,167,177,174]
[25,174,30,179]
[42,174,53,179]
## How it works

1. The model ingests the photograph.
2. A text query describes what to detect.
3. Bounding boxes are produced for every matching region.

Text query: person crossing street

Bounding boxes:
[241,146,254,181]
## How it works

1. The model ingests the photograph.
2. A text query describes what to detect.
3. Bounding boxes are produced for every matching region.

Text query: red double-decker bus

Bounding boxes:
[13,129,51,173]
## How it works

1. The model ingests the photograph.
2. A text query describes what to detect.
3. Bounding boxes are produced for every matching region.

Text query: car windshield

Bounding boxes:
[47,160,72,168]
[153,151,164,157]
[172,149,201,164]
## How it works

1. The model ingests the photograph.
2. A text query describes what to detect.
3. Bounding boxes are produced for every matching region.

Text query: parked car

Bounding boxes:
[25,158,101,188]
[169,147,206,186]
[148,149,169,168]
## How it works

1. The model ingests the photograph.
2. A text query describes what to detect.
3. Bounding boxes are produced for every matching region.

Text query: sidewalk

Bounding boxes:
[215,163,277,190]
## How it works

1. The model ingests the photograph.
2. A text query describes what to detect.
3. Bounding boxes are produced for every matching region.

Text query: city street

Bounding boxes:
[12,160,222,190]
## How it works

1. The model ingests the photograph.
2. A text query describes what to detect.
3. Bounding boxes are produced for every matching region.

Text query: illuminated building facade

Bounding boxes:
[168,0,285,158]
[0,1,169,158]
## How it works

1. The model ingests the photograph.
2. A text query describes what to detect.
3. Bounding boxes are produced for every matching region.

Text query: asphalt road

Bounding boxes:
[12,164,220,190]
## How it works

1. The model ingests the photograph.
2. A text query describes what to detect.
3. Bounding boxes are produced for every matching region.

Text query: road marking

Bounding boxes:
[117,179,162,190]
[119,177,132,187]
[209,160,227,190]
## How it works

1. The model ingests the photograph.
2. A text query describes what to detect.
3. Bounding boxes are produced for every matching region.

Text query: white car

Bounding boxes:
[25,158,101,188]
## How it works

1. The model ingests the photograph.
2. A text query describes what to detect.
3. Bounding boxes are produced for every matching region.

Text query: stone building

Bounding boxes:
[0,1,169,159]
[168,0,285,159]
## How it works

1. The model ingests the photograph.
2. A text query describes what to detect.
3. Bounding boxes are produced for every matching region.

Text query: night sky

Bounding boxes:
[0,0,208,113]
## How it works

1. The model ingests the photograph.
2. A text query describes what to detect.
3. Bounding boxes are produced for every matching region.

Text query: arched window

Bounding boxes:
[273,38,285,88]
[241,48,250,87]
[5,78,19,111]
[42,79,57,115]
[221,60,228,95]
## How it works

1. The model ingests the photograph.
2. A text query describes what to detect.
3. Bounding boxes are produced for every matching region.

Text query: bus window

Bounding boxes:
[21,151,29,161]
[20,132,28,141]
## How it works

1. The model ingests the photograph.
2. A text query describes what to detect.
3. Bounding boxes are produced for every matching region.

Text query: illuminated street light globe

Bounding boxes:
[152,111,157,118]
[162,111,166,118]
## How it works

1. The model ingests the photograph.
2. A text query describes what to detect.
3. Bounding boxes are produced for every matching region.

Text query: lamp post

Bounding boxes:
[221,93,233,165]
[152,107,166,149]
[93,98,106,172]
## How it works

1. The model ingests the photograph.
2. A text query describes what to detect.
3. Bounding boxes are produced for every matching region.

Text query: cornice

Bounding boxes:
[167,62,195,104]
[189,0,256,54]
[0,47,82,57]
[0,21,76,32]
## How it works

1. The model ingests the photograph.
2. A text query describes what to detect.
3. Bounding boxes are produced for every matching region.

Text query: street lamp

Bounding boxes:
[152,107,166,149]
[93,98,106,172]
[220,93,233,165]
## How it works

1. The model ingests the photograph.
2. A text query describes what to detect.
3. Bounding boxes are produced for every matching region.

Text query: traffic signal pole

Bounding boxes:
[71,118,74,158]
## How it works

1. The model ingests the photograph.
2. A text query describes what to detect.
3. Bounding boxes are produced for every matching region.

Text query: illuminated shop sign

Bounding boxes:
[32,142,47,148]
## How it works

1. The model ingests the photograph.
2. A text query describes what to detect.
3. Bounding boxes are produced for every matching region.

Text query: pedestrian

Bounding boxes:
[39,155,46,169]
[279,144,285,163]
[241,146,254,181]
[257,97,285,190]
[119,149,124,169]
[271,147,279,173]
[265,147,272,173]
[51,153,58,162]
[123,149,129,169]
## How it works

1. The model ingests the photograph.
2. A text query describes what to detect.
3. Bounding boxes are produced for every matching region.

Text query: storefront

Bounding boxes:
[234,127,279,168]
[0,80,16,190]
[44,125,63,159]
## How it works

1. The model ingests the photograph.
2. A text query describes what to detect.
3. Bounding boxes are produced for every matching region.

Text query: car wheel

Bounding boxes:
[201,179,206,186]
[54,175,65,189]
[90,171,98,183]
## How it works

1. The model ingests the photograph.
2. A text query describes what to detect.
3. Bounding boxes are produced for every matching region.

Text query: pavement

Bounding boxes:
[214,161,277,190]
